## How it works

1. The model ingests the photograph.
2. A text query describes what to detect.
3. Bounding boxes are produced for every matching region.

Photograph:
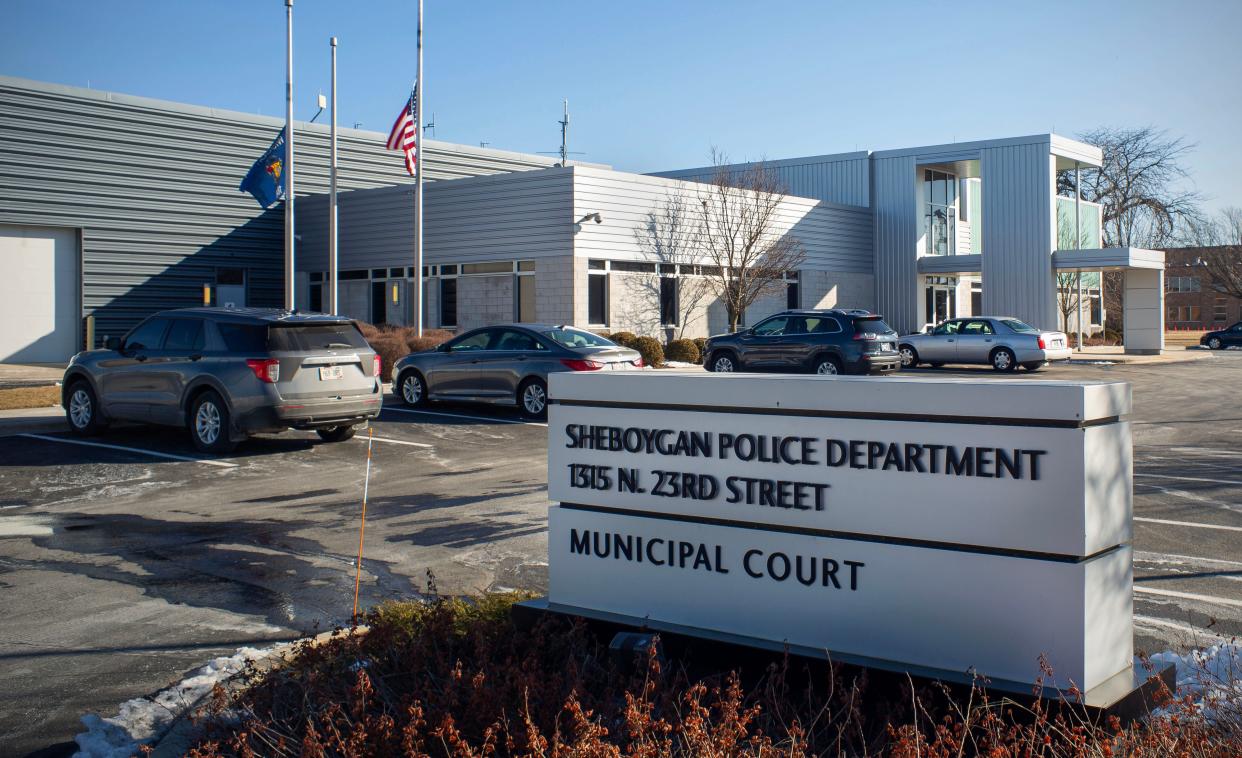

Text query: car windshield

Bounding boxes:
[1000,319,1039,333]
[545,328,615,349]
[854,318,894,334]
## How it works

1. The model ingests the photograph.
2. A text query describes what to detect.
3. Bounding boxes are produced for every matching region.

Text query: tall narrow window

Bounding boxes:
[516,274,536,322]
[440,278,458,328]
[660,276,679,326]
[588,272,607,325]
[370,281,385,325]
[786,281,799,309]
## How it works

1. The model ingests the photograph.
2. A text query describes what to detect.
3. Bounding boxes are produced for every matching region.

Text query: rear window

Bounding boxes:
[269,323,370,351]
[854,318,894,334]
[545,328,615,349]
[216,323,267,353]
[1000,319,1039,333]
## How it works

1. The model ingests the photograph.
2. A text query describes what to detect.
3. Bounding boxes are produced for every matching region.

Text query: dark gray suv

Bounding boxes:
[61,308,383,453]
[703,309,901,375]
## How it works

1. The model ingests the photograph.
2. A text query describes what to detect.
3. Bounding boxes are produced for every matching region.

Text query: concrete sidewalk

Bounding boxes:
[1068,346,1213,365]
[0,362,64,388]
[0,405,66,436]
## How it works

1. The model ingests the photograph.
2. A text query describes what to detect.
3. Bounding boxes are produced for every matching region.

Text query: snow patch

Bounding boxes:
[1147,642,1242,719]
[73,645,272,758]
[660,361,702,369]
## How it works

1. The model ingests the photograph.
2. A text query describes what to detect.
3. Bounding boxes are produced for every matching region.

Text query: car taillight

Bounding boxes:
[246,358,280,383]
[1038,336,1047,350]
[561,359,604,371]
[373,354,382,378]
[632,357,645,367]
[853,332,877,341]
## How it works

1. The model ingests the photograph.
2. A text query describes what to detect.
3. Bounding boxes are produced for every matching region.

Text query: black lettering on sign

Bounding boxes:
[618,467,645,493]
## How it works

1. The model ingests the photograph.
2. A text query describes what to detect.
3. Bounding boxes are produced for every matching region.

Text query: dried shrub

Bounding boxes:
[632,336,665,367]
[357,324,453,379]
[664,339,701,365]
[693,337,709,363]
[609,331,639,348]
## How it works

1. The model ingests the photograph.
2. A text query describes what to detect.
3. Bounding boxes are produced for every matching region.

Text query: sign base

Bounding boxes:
[514,597,1174,718]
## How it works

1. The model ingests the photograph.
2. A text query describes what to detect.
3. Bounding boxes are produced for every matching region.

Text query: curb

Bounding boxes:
[0,408,66,437]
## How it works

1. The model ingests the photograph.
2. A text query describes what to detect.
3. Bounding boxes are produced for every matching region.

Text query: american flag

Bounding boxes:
[385,87,418,175]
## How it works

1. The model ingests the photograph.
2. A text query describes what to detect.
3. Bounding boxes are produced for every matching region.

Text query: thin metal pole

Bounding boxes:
[414,0,424,336]
[329,36,338,315]
[1077,270,1084,350]
[284,0,296,311]
[1074,161,1083,350]
[351,426,374,622]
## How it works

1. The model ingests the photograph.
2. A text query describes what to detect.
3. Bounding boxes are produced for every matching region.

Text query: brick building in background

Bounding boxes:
[1162,246,1242,329]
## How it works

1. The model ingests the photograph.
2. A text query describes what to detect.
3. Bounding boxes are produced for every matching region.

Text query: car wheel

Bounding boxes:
[898,345,918,368]
[991,347,1017,372]
[709,352,738,373]
[813,355,842,375]
[1208,337,1222,350]
[65,381,107,436]
[398,369,428,407]
[316,425,356,442]
[189,390,236,454]
[518,378,548,419]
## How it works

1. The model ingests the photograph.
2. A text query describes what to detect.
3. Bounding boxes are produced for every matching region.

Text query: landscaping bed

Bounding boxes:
[185,593,1241,757]
[0,384,59,411]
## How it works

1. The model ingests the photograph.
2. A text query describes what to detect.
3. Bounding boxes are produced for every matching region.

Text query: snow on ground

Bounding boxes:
[73,645,273,758]
[1148,641,1242,718]
[660,361,702,369]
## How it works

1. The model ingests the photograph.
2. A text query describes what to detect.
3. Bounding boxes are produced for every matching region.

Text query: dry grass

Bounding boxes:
[0,385,60,411]
[186,593,1241,757]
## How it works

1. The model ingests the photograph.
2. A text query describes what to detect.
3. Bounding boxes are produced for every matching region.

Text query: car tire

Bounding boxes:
[189,390,237,454]
[316,425,356,442]
[898,345,919,368]
[708,352,739,373]
[1023,362,1044,372]
[518,378,548,419]
[1208,337,1222,350]
[990,347,1017,372]
[65,380,107,436]
[812,355,843,375]
[929,362,945,369]
[397,369,429,407]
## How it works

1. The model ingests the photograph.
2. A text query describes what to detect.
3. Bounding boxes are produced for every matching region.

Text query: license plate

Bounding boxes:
[319,365,343,381]
[882,342,893,351]
[607,362,632,370]
[1052,340,1064,348]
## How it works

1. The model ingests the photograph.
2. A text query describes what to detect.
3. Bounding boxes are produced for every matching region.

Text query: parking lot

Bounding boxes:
[2,352,1241,755]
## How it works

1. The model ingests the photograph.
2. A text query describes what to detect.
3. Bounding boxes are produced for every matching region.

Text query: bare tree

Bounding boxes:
[1058,126,1202,249]
[696,150,807,332]
[631,192,713,339]
[1186,207,1242,300]
[1055,213,1095,344]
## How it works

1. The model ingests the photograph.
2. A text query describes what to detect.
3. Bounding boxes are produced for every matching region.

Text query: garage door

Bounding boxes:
[0,225,79,363]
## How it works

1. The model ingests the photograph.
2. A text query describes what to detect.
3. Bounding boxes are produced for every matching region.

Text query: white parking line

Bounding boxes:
[365,435,432,448]
[1134,586,1242,609]
[382,406,548,427]
[1134,516,1242,533]
[19,433,238,468]
[1134,472,1242,486]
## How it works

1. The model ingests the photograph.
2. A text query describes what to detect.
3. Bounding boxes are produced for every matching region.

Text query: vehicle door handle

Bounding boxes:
[189,354,202,361]
[136,354,148,362]
[984,339,992,343]
[946,339,954,343]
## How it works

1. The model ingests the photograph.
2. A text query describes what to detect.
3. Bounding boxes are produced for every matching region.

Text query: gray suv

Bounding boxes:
[61,308,383,453]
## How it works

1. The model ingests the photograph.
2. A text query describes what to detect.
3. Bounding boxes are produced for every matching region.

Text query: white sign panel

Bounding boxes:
[544,373,1135,694]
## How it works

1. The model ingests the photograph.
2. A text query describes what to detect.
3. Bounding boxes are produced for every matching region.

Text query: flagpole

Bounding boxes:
[329,36,338,315]
[414,0,424,337]
[284,0,296,311]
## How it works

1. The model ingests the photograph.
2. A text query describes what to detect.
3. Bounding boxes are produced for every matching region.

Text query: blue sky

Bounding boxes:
[4,0,1240,212]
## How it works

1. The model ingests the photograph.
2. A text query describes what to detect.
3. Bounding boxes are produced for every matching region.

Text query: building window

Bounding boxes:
[309,283,323,312]
[1166,276,1201,293]
[588,271,607,325]
[440,278,457,327]
[1167,305,1200,323]
[1090,293,1102,326]
[787,281,800,309]
[1214,297,1228,322]
[659,276,679,326]
[516,273,536,322]
[923,169,957,257]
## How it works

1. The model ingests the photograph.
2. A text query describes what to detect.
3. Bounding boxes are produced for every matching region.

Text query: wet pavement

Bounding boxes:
[2,354,1241,755]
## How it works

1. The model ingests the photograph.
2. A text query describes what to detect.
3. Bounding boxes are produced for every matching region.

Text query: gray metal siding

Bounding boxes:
[650,152,871,207]
[980,142,1057,329]
[572,167,873,273]
[0,76,570,341]
[298,169,574,272]
[871,154,919,333]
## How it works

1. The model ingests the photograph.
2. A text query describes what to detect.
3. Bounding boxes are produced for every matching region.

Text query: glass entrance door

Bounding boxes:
[924,276,958,327]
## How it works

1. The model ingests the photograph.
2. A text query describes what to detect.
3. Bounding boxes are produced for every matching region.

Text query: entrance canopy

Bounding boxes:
[1054,247,1166,355]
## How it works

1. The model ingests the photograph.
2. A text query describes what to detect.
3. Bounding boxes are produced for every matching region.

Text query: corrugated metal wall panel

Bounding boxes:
[980,141,1057,330]
[650,153,872,207]
[573,167,873,273]
[297,169,575,272]
[871,155,919,333]
[0,76,571,341]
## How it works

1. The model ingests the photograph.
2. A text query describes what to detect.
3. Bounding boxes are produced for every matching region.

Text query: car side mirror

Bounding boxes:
[105,336,121,350]
[437,343,452,353]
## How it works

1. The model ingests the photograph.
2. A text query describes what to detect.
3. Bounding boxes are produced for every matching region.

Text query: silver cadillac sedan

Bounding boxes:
[898,317,1071,372]
[391,324,643,418]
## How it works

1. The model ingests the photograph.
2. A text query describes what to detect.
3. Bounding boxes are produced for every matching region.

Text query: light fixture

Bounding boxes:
[577,213,602,224]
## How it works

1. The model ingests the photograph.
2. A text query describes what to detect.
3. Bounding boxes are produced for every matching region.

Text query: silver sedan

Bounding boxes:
[898,317,1071,372]
[391,324,643,418]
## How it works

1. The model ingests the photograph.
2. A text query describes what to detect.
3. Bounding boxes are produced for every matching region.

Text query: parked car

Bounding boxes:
[898,317,1071,372]
[702,309,901,375]
[1200,321,1242,350]
[61,308,383,453]
[392,324,643,419]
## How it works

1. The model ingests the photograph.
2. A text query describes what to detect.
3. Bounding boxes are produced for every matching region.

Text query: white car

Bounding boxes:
[899,317,1071,372]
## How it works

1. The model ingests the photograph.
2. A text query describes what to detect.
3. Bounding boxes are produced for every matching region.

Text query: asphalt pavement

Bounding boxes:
[1,352,1240,756]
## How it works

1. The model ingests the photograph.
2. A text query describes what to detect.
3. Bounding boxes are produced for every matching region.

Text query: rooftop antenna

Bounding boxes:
[538,99,585,166]
[424,112,436,139]
[479,141,489,148]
